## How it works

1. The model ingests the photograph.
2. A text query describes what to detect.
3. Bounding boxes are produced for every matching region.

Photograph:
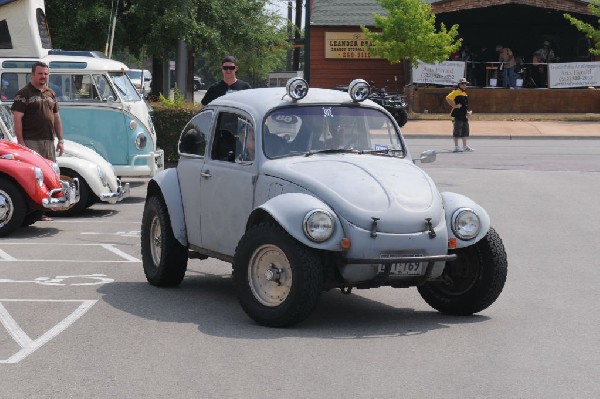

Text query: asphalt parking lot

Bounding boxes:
[2,138,600,398]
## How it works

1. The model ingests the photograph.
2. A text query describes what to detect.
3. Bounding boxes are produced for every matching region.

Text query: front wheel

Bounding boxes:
[233,223,323,327]
[141,195,188,286]
[0,177,27,236]
[417,227,507,315]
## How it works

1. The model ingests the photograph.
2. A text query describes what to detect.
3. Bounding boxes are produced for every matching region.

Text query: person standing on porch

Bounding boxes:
[496,45,516,88]
[446,78,474,153]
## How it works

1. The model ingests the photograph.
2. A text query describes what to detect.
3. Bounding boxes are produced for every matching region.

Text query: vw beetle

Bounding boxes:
[141,78,507,327]
[0,104,129,215]
[0,139,79,236]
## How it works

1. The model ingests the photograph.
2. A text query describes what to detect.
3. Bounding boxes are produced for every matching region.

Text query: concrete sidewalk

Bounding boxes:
[402,119,600,138]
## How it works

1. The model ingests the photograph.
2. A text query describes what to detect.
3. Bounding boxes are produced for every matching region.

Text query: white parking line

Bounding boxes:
[0,243,140,262]
[0,249,16,261]
[0,299,97,364]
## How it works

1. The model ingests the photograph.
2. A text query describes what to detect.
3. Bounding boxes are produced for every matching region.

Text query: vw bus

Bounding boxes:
[0,0,163,177]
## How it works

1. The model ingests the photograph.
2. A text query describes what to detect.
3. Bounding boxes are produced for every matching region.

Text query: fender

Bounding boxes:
[58,156,109,199]
[442,191,491,248]
[148,168,187,246]
[256,192,345,251]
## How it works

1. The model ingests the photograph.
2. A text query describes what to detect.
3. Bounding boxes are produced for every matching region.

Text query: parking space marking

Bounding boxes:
[0,274,114,286]
[81,231,140,237]
[0,243,140,263]
[0,299,97,364]
[0,249,16,261]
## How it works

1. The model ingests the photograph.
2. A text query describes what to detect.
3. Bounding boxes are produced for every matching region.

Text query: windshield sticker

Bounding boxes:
[374,144,389,151]
[322,107,333,118]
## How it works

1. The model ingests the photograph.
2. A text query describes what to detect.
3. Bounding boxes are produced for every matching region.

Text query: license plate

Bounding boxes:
[377,261,423,276]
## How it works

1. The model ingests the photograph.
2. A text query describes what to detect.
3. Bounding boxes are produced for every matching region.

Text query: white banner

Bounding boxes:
[548,62,600,88]
[412,61,466,85]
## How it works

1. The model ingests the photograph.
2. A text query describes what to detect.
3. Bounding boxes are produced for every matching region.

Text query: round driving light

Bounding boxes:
[348,79,370,102]
[135,132,147,150]
[286,77,309,100]
[129,120,138,130]
[451,208,480,240]
[303,209,335,242]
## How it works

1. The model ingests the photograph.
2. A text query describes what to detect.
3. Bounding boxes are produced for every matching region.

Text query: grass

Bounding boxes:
[408,112,600,122]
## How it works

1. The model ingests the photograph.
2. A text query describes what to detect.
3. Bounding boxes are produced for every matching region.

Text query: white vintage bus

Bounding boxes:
[0,0,163,177]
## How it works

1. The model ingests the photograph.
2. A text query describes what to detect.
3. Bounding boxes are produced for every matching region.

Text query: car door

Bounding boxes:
[177,110,213,247]
[199,110,257,256]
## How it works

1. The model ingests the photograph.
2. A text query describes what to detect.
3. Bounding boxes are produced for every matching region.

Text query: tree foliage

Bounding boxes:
[361,0,461,66]
[564,0,600,56]
[44,0,289,85]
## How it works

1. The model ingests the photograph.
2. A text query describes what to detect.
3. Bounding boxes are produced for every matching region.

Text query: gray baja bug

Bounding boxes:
[141,78,507,327]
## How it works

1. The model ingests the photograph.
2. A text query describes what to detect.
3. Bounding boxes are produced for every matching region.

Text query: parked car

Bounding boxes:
[125,69,152,97]
[193,76,204,91]
[141,78,508,327]
[0,104,129,216]
[0,139,79,236]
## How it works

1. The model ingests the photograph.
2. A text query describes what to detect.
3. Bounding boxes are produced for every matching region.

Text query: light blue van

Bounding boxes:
[1,56,163,177]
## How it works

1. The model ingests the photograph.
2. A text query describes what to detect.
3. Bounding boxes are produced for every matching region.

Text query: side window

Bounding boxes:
[1,72,27,100]
[178,111,212,157]
[210,112,253,162]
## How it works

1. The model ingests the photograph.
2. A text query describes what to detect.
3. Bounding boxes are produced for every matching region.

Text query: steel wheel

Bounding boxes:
[248,244,293,307]
[148,213,163,266]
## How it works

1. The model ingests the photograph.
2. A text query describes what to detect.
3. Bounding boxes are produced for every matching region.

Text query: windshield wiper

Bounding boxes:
[304,148,361,157]
[360,148,405,156]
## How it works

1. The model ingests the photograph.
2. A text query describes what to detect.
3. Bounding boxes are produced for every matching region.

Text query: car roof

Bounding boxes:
[209,87,373,119]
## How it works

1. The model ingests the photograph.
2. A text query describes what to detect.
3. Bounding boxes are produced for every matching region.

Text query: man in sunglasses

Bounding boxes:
[200,55,251,107]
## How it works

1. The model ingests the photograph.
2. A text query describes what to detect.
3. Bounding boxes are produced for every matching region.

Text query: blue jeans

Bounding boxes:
[502,66,516,88]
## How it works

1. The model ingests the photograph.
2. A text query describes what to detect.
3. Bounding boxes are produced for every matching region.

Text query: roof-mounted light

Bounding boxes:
[285,77,309,101]
[348,79,370,102]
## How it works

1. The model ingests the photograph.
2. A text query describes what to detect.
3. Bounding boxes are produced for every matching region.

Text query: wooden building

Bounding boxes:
[307,0,600,113]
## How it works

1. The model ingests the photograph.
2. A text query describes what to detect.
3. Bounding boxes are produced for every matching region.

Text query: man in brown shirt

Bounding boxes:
[11,61,64,161]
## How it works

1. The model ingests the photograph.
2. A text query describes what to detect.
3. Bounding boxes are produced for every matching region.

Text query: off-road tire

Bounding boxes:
[0,177,27,236]
[233,223,323,327]
[141,195,188,287]
[417,227,507,315]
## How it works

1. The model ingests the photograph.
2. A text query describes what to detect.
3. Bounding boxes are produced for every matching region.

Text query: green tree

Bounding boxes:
[564,0,600,56]
[361,0,461,65]
[44,0,289,88]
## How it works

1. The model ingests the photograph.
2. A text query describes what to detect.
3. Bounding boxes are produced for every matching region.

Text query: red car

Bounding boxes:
[0,140,79,236]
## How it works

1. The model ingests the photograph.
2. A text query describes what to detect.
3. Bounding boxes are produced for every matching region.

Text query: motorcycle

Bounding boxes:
[367,82,409,127]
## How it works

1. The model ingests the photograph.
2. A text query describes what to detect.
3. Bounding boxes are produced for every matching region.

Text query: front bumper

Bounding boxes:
[42,179,80,209]
[100,179,130,203]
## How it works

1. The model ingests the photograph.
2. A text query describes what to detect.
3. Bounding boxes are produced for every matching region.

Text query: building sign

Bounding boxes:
[325,32,381,59]
[549,62,600,88]
[412,61,466,86]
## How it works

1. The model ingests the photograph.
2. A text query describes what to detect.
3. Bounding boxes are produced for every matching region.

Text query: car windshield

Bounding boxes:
[125,70,142,80]
[263,105,406,158]
[110,72,142,101]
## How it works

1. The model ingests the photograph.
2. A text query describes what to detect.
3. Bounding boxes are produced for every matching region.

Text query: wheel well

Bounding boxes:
[146,179,164,200]
[246,208,277,232]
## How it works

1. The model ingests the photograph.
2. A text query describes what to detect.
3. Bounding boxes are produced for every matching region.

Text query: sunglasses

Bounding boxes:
[222,65,236,70]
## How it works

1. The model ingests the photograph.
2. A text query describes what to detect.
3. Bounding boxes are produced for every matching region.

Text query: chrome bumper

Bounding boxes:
[42,179,80,209]
[100,179,130,202]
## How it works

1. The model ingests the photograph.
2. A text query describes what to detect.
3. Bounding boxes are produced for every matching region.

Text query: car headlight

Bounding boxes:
[135,132,147,150]
[96,166,108,186]
[451,208,480,240]
[35,167,44,188]
[303,209,335,242]
[51,162,60,176]
[129,120,138,130]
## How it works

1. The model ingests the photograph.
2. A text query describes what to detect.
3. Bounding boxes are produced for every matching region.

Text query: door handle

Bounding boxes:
[200,170,211,178]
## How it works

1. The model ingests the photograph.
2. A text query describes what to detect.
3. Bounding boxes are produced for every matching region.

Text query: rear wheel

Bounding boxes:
[417,227,507,315]
[0,177,27,236]
[233,223,323,327]
[141,195,188,286]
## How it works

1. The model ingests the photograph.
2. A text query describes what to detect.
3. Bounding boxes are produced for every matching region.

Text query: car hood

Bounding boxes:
[262,155,443,234]
[61,139,119,188]
[0,140,60,188]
